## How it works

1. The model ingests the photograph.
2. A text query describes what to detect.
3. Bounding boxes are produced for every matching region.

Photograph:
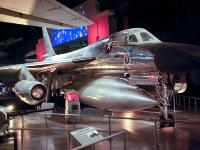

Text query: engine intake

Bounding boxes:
[14,80,47,105]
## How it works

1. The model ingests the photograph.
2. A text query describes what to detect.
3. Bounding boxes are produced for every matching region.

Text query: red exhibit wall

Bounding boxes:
[88,15,109,45]
[36,38,45,62]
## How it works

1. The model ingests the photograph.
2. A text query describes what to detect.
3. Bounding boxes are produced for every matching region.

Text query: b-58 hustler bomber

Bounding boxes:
[0,27,200,128]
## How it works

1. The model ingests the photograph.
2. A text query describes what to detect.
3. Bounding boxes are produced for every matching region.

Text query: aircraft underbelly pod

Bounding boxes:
[79,76,158,111]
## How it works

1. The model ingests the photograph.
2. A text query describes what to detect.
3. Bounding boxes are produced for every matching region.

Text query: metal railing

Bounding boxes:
[172,94,200,112]
[44,113,159,150]
[9,113,160,150]
[9,112,200,150]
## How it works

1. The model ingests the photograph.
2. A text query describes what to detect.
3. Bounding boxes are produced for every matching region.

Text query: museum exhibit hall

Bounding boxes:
[0,0,200,150]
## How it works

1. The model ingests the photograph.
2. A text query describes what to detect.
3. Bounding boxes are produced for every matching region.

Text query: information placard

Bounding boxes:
[70,127,103,146]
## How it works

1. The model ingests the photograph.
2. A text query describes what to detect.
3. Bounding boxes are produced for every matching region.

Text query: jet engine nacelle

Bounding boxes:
[14,80,47,105]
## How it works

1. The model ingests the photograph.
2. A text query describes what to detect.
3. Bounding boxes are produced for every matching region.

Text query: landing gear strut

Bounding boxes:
[158,84,175,128]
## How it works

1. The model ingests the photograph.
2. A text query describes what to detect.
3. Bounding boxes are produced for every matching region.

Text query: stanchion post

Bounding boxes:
[109,116,111,135]
[13,132,18,150]
[175,94,177,105]
[123,132,126,150]
[154,118,158,150]
[73,116,75,129]
[68,131,71,150]
[108,115,111,150]
[45,114,48,128]
[21,129,23,150]
[21,115,24,128]
[173,94,176,112]
[189,97,191,111]
[195,98,197,112]
[21,115,24,150]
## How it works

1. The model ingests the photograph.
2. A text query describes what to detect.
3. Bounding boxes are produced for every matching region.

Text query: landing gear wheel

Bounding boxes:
[158,115,165,129]
[158,113,175,129]
[168,113,175,127]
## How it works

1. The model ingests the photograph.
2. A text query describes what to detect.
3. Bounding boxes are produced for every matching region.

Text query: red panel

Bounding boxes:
[88,16,109,45]
[66,91,79,102]
[36,38,45,62]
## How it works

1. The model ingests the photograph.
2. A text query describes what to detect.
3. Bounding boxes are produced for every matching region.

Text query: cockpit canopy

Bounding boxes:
[110,28,161,45]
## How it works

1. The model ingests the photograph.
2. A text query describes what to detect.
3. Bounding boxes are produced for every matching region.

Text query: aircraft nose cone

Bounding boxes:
[154,42,200,72]
[79,77,158,111]
[120,87,158,111]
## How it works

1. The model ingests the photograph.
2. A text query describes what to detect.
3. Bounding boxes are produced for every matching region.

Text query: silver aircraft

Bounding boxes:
[0,27,200,128]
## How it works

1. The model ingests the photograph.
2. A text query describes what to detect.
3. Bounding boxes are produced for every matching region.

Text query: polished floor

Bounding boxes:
[1,109,200,150]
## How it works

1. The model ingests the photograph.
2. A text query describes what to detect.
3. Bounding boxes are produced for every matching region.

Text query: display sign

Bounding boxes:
[70,127,103,146]
[39,102,54,117]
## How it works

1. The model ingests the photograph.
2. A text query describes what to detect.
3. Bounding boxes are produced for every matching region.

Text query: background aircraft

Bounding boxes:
[0,105,56,136]
[0,0,92,29]
[0,83,9,98]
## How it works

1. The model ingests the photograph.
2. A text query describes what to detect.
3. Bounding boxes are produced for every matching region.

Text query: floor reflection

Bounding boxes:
[1,111,200,150]
[121,112,136,132]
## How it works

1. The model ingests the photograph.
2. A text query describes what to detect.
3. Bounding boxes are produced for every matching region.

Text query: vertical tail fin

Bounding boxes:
[42,27,56,58]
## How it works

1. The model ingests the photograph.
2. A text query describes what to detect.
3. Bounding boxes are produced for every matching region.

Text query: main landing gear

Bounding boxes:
[158,112,175,129]
[158,84,175,129]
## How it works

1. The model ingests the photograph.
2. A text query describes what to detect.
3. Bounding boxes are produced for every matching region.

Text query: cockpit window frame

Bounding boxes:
[128,34,138,43]
[139,32,155,42]
[127,33,140,44]
[126,30,161,45]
